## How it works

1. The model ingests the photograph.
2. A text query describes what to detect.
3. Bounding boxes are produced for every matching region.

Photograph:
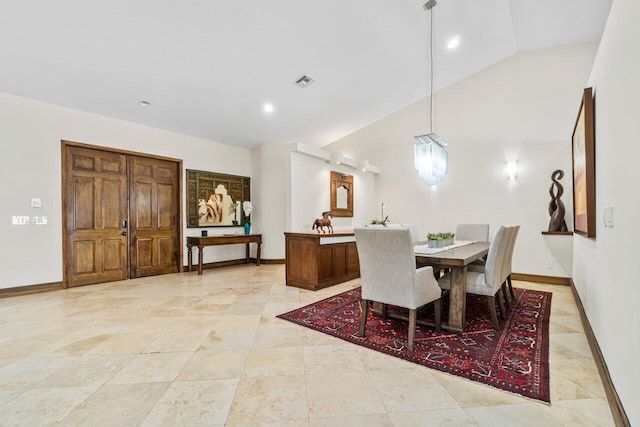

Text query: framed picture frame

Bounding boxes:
[571,87,596,238]
[186,169,250,228]
[330,171,353,217]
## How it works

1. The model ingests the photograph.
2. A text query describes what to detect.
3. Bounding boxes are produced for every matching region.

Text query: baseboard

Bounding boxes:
[0,282,64,299]
[570,280,630,427]
[260,258,285,264]
[511,272,571,286]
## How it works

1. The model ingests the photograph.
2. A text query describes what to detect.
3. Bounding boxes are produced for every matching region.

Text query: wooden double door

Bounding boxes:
[62,142,182,287]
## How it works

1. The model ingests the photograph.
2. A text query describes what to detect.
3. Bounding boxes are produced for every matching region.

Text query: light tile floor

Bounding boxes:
[0,265,615,426]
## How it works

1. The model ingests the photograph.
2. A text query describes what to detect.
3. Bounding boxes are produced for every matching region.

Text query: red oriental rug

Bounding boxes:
[277,287,551,403]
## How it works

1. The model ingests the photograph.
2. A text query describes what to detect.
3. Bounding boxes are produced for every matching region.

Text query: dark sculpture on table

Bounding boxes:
[548,169,568,232]
[312,211,334,234]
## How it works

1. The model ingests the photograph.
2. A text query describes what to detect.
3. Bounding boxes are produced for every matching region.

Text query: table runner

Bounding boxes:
[414,239,474,255]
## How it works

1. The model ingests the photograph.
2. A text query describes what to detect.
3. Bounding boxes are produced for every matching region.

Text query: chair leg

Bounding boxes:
[440,289,450,310]
[434,298,441,333]
[496,291,505,319]
[358,299,368,337]
[501,282,510,308]
[487,296,499,330]
[507,275,515,298]
[408,308,417,352]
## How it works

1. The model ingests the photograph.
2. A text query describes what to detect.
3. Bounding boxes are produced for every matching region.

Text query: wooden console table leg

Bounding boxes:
[246,243,250,264]
[197,245,204,276]
[187,245,193,272]
[256,242,261,266]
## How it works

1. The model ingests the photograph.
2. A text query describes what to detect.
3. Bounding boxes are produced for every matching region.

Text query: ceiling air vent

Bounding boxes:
[293,74,315,89]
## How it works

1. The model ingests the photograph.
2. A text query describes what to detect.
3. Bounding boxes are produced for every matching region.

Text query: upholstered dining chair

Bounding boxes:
[455,224,490,242]
[466,224,520,308]
[438,225,514,330]
[456,224,490,269]
[354,227,442,351]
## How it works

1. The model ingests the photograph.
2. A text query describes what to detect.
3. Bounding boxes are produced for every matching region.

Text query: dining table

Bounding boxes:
[414,241,491,334]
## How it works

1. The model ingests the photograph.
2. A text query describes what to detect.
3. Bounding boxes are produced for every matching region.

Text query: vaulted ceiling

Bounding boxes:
[0,0,611,149]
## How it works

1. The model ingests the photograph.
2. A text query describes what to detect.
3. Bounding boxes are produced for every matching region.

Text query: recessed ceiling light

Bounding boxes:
[138,100,151,107]
[263,103,274,113]
[447,36,460,50]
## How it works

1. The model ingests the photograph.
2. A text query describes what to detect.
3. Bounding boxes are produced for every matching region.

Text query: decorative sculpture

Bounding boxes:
[312,211,334,234]
[548,169,568,232]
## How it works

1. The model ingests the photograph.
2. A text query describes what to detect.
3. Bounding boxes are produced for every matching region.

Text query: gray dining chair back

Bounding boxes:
[456,224,490,242]
[354,227,442,351]
[401,224,419,243]
[482,225,510,291]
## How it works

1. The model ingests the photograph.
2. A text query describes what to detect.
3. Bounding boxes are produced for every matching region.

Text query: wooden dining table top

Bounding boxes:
[414,241,490,267]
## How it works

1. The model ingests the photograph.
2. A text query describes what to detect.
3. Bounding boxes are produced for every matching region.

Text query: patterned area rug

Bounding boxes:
[278,287,551,403]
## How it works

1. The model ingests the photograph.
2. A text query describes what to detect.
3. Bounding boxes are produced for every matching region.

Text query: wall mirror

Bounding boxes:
[330,171,353,217]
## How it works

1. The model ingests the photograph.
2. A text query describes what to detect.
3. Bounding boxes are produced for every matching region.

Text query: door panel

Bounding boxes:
[65,146,128,287]
[157,238,175,266]
[73,241,96,274]
[135,182,153,228]
[102,179,123,227]
[129,155,180,277]
[157,184,173,227]
[73,177,95,229]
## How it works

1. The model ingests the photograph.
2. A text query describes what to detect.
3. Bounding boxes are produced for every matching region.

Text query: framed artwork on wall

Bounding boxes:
[186,169,250,228]
[571,87,596,238]
[330,171,353,217]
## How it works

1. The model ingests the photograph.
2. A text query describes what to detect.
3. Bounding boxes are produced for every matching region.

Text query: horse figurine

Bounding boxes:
[312,211,334,234]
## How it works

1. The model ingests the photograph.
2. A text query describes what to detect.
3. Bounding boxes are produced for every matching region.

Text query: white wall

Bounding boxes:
[0,92,252,289]
[288,151,377,236]
[575,0,640,423]
[252,141,288,259]
[324,43,598,278]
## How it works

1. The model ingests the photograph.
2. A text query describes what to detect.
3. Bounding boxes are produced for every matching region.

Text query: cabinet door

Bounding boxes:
[318,246,334,283]
[332,244,348,281]
[318,244,349,285]
[347,242,360,279]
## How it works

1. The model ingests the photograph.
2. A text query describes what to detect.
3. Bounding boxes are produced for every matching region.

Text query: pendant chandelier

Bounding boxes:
[414,0,448,186]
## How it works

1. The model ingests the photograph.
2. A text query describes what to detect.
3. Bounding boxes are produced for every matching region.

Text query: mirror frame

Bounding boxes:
[330,171,353,217]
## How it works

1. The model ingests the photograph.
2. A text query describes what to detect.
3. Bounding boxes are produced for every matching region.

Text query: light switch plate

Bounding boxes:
[32,216,48,225]
[12,216,30,225]
[604,206,614,227]
[31,198,42,208]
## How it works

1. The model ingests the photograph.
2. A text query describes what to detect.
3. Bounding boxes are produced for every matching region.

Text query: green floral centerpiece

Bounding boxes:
[370,215,389,226]
[427,232,455,248]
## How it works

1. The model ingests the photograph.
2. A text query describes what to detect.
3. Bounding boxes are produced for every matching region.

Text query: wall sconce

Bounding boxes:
[507,160,518,180]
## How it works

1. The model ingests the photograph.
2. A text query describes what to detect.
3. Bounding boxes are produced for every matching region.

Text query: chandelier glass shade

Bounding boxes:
[414,133,448,185]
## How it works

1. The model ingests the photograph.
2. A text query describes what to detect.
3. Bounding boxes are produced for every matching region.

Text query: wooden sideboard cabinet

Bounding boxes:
[285,232,360,291]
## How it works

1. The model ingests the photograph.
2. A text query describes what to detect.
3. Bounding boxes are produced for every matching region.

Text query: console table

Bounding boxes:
[285,231,359,290]
[187,234,262,275]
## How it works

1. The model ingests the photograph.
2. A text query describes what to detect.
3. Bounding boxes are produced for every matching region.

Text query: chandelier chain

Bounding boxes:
[429,5,434,133]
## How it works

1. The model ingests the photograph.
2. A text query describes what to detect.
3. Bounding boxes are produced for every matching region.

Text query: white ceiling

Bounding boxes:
[0,0,611,149]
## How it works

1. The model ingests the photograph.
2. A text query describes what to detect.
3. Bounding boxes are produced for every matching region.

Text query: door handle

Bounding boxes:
[121,231,127,236]
[122,220,127,228]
